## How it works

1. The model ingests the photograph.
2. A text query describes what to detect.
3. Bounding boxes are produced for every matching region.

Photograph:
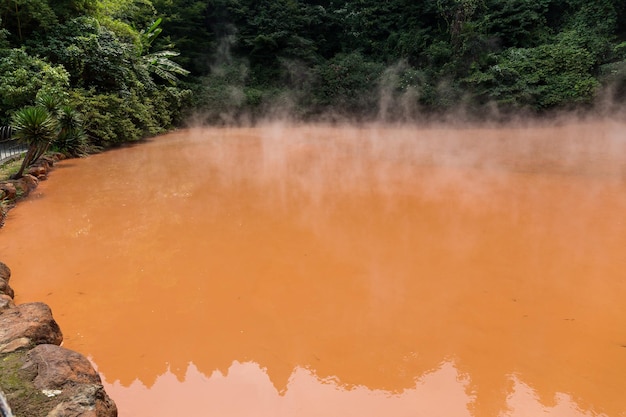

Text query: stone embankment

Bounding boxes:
[0,154,63,227]
[0,157,117,416]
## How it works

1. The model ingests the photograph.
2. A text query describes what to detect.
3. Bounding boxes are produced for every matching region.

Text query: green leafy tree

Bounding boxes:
[463,32,599,110]
[150,0,214,75]
[480,0,551,48]
[0,17,8,48]
[97,0,156,28]
[30,16,137,92]
[313,52,384,117]
[224,0,327,84]
[0,0,57,42]
[0,48,69,123]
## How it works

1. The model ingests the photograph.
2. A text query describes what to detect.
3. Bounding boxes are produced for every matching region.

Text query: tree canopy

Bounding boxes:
[156,0,626,121]
[1,0,626,137]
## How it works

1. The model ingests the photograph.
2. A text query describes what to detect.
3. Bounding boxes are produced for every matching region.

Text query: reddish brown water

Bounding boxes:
[1,123,626,416]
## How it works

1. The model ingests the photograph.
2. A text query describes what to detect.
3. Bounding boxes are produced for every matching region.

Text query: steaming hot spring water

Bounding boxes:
[1,122,625,417]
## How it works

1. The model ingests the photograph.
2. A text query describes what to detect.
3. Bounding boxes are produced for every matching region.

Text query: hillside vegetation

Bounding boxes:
[1,0,626,147]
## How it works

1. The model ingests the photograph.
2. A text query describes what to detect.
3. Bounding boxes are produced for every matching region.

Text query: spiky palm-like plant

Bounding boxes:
[55,106,89,157]
[36,93,63,115]
[57,105,83,133]
[56,127,89,157]
[11,106,59,178]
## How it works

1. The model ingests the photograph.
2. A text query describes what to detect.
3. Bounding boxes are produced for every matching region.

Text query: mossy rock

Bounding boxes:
[0,350,58,417]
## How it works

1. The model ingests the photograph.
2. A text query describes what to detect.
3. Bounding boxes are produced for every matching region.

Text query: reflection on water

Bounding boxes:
[102,360,602,417]
[103,361,471,417]
[100,361,605,417]
[1,122,626,416]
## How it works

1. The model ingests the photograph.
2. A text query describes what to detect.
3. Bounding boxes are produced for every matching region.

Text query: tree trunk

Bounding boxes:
[12,145,37,179]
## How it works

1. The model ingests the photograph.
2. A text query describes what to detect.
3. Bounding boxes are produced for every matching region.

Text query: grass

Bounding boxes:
[0,158,23,181]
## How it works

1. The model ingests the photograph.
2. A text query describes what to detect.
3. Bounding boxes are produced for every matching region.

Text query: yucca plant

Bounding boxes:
[57,105,83,133]
[11,106,59,178]
[36,93,63,115]
[56,127,89,157]
[54,106,89,157]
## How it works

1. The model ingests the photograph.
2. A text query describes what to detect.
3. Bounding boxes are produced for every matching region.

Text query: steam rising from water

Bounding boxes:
[3,121,626,417]
[185,120,626,213]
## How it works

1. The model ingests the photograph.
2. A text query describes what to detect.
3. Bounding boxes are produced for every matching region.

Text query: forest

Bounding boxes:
[1,0,626,152]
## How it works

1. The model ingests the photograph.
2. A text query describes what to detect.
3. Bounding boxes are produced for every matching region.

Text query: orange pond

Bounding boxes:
[2,123,626,417]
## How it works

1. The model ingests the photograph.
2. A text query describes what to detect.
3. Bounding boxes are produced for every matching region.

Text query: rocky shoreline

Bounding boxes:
[0,262,117,417]
[0,157,117,416]
[0,154,63,227]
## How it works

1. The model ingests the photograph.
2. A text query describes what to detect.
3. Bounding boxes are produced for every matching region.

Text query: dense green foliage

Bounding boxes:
[0,0,190,159]
[2,0,626,145]
[158,0,626,121]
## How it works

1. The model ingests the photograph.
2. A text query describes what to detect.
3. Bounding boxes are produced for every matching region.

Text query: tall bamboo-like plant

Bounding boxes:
[11,106,58,179]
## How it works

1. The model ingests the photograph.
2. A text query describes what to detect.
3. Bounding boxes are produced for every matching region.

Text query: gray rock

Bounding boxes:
[46,385,117,417]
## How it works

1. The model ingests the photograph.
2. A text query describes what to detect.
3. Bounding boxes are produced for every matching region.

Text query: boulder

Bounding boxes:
[19,175,38,192]
[0,337,30,353]
[5,180,28,198]
[0,303,63,352]
[0,262,9,281]
[28,166,47,178]
[21,345,117,417]
[0,183,16,200]
[0,263,13,298]
[47,384,118,417]
[22,344,102,389]
[0,295,15,312]
[41,154,63,166]
[0,278,14,299]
